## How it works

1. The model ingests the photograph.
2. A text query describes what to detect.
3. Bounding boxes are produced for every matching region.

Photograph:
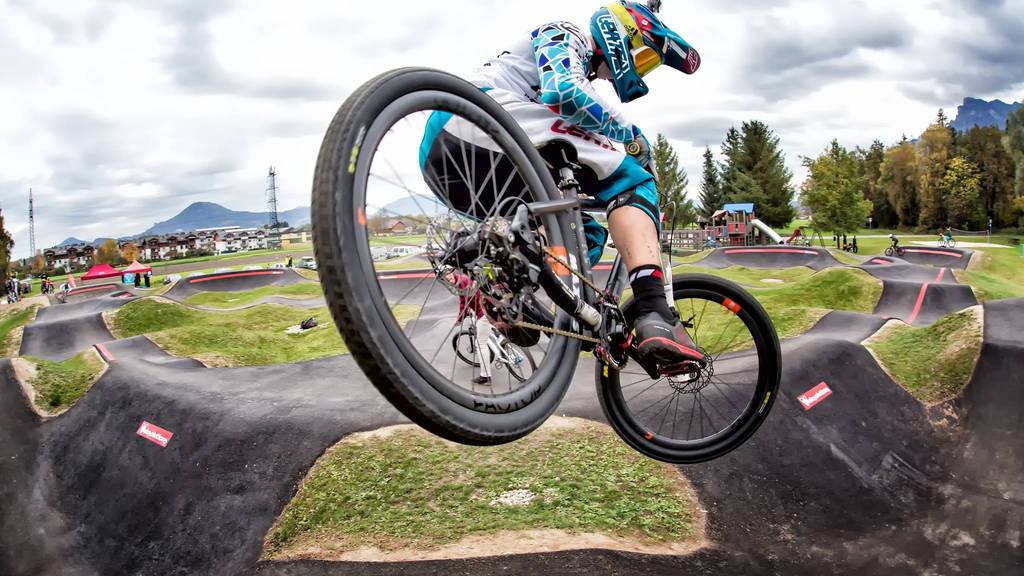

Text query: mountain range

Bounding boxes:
[951,97,1022,132]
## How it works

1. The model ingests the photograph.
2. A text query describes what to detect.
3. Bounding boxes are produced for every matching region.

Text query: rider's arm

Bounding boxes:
[531,22,638,144]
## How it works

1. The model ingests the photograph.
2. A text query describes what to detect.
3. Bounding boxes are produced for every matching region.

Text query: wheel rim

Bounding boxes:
[609,288,773,451]
[343,90,570,413]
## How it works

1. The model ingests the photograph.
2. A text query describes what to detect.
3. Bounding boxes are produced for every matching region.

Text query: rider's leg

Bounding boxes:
[473,314,492,384]
[604,178,705,366]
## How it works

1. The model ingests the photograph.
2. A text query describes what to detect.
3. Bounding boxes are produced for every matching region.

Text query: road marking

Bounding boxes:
[189,270,284,283]
[903,248,962,258]
[934,268,946,283]
[94,343,115,362]
[906,283,930,325]
[723,248,819,256]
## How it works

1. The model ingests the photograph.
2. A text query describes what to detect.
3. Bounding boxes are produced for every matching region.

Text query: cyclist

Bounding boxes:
[889,233,899,250]
[420,1,705,370]
[942,227,953,246]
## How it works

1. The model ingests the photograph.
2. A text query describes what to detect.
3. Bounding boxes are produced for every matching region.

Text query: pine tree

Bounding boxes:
[936,108,949,127]
[652,134,694,229]
[719,127,742,199]
[800,140,872,235]
[698,147,723,219]
[732,120,796,227]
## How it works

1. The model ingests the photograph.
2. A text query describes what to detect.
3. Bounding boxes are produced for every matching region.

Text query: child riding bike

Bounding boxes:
[939,227,955,248]
[420,1,703,372]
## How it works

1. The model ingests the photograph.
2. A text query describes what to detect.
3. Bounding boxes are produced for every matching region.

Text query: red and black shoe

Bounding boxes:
[632,312,706,374]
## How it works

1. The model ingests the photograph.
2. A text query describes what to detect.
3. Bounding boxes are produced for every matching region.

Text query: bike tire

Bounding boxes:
[312,68,581,446]
[452,329,481,368]
[505,345,538,383]
[597,274,781,464]
[884,247,894,257]
[948,239,956,248]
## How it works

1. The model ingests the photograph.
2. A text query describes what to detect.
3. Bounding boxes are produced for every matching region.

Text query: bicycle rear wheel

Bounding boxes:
[312,68,581,446]
[597,274,781,463]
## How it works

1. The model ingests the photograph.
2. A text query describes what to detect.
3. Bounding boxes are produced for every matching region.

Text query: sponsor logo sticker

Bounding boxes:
[797,382,832,411]
[136,421,174,447]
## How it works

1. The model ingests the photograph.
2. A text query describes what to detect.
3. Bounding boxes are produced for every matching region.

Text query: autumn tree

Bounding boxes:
[652,134,696,229]
[698,147,724,219]
[32,252,46,274]
[95,239,121,265]
[800,140,872,235]
[121,242,141,263]
[0,209,13,280]
[941,157,983,228]
[879,141,920,226]
[917,123,954,227]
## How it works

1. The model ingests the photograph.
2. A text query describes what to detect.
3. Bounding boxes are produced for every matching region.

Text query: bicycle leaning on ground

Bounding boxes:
[311,69,782,463]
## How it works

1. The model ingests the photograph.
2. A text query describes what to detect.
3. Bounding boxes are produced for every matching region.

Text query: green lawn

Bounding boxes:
[671,267,882,353]
[867,309,983,402]
[185,283,324,309]
[265,420,695,558]
[111,298,417,366]
[27,351,106,412]
[956,244,1024,301]
[0,305,39,355]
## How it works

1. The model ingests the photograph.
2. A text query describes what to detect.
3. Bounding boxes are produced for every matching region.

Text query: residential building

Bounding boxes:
[280,228,311,247]
[43,244,95,270]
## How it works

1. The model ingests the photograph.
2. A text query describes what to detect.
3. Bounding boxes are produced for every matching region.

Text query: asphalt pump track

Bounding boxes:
[1,250,1021,575]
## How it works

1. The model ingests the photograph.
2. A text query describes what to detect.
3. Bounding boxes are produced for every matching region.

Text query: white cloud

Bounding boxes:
[1,0,1020,258]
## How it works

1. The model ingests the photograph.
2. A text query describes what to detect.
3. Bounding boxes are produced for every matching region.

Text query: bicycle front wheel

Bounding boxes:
[313,68,581,446]
[597,274,781,464]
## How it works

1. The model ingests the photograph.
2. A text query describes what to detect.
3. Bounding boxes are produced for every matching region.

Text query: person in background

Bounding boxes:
[134,272,142,288]
[286,255,294,268]
[144,271,152,288]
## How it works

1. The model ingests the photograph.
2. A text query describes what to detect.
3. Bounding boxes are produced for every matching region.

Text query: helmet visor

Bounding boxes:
[632,45,662,77]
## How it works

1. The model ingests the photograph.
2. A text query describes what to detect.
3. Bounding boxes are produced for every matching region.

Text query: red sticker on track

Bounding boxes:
[797,382,832,411]
[136,421,174,447]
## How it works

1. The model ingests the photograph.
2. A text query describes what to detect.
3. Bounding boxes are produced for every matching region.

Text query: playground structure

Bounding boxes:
[666,203,813,250]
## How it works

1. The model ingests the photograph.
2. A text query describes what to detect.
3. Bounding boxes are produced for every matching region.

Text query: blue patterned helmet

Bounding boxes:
[590,1,701,103]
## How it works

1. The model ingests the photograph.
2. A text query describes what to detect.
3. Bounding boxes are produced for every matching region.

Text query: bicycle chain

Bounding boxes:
[508,246,613,345]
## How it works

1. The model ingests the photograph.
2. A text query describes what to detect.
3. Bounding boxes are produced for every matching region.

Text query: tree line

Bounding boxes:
[801,107,1024,235]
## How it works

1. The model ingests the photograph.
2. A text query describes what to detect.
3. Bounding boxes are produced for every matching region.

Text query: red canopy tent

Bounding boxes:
[123,261,152,274]
[79,264,121,282]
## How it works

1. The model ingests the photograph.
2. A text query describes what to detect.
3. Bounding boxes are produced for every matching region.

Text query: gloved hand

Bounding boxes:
[626,128,652,167]
[626,128,658,183]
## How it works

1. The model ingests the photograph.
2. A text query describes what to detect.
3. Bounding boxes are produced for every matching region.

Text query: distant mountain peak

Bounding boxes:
[138,202,311,237]
[952,97,1022,132]
[59,237,87,246]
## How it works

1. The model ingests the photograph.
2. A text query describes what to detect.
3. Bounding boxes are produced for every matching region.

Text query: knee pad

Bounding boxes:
[606,179,660,231]
[582,214,608,267]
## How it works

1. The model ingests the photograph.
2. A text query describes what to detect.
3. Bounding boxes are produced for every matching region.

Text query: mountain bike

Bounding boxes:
[312,68,781,463]
[884,245,906,257]
[452,314,537,382]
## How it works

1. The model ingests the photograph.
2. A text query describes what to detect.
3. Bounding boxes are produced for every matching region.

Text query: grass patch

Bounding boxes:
[674,268,882,353]
[295,269,320,281]
[184,282,324,309]
[957,248,1024,302]
[28,351,106,411]
[828,248,863,266]
[111,298,417,366]
[0,305,38,355]
[867,309,983,402]
[265,420,694,557]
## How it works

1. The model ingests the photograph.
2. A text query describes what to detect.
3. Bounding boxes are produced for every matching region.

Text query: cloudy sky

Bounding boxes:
[2,0,1021,258]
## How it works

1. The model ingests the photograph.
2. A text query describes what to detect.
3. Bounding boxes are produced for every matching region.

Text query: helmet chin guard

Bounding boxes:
[590,1,701,103]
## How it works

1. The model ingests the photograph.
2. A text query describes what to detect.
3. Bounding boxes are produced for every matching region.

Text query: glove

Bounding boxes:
[625,128,652,167]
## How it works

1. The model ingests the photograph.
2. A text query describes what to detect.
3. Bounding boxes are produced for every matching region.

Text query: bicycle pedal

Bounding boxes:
[659,360,702,378]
